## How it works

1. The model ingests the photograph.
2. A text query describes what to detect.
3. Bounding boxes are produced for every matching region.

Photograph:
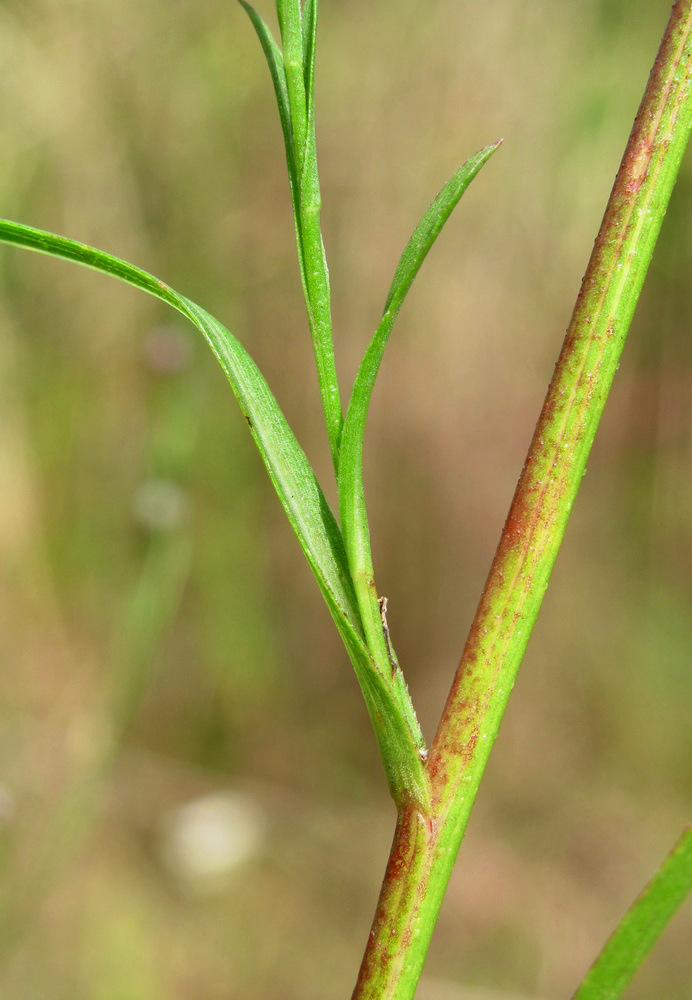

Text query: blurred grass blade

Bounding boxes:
[0,217,427,810]
[302,0,317,110]
[338,144,500,691]
[572,828,692,999]
[109,531,193,734]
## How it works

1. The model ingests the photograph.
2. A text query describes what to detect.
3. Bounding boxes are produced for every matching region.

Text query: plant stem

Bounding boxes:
[277,0,343,468]
[352,2,692,997]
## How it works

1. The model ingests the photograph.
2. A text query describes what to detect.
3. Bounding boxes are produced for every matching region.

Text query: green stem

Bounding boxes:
[277,0,343,468]
[352,2,692,996]
[351,807,437,999]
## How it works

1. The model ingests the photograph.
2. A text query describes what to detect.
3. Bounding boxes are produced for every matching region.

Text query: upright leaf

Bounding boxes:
[239,3,298,208]
[0,218,427,810]
[302,0,317,112]
[238,2,309,331]
[276,0,307,171]
[338,143,500,687]
[245,0,342,470]
[292,0,342,471]
[384,142,501,316]
[280,0,341,471]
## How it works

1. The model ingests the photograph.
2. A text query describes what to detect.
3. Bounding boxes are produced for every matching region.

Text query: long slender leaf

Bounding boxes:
[238,2,311,353]
[297,124,341,469]
[239,3,298,209]
[280,0,342,471]
[302,0,317,112]
[0,217,427,810]
[385,142,501,316]
[0,218,354,632]
[572,828,692,999]
[276,0,307,170]
[338,143,500,691]
[246,0,341,470]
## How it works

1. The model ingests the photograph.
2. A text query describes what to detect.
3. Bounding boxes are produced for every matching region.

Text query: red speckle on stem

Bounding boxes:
[352,807,438,996]
[624,138,655,193]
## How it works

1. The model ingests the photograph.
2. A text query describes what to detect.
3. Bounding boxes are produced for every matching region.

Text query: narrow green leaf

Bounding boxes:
[180,298,355,617]
[238,1,310,361]
[572,828,692,1000]
[384,142,501,316]
[0,218,355,642]
[302,0,317,112]
[297,130,342,470]
[338,143,500,701]
[0,218,427,810]
[276,0,307,173]
[238,2,298,208]
[280,0,342,472]
[246,0,341,472]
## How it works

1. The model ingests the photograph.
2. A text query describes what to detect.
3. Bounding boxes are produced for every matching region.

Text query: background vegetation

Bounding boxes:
[0,1,690,997]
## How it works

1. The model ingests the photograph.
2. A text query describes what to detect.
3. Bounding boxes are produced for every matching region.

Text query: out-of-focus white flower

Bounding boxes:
[159,790,266,895]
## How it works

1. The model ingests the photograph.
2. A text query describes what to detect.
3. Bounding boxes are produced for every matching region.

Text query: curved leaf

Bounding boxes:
[239,3,297,196]
[238,1,309,300]
[0,217,427,810]
[383,142,501,318]
[338,143,501,688]
[0,219,355,635]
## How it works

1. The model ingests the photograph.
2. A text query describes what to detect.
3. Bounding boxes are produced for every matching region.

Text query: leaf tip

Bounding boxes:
[482,137,503,158]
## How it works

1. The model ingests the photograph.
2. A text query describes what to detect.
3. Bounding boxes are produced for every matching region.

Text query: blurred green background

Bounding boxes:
[0,1,690,998]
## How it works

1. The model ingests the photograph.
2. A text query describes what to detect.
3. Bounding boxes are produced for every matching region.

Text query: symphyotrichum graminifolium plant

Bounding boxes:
[1,1,691,998]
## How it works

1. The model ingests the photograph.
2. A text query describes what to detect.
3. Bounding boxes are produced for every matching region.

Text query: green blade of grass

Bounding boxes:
[298,118,340,469]
[0,218,355,636]
[338,144,500,703]
[280,0,342,471]
[572,828,692,1000]
[239,3,298,210]
[238,1,309,370]
[246,0,341,470]
[383,142,501,316]
[276,0,307,170]
[301,0,317,112]
[0,217,427,810]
